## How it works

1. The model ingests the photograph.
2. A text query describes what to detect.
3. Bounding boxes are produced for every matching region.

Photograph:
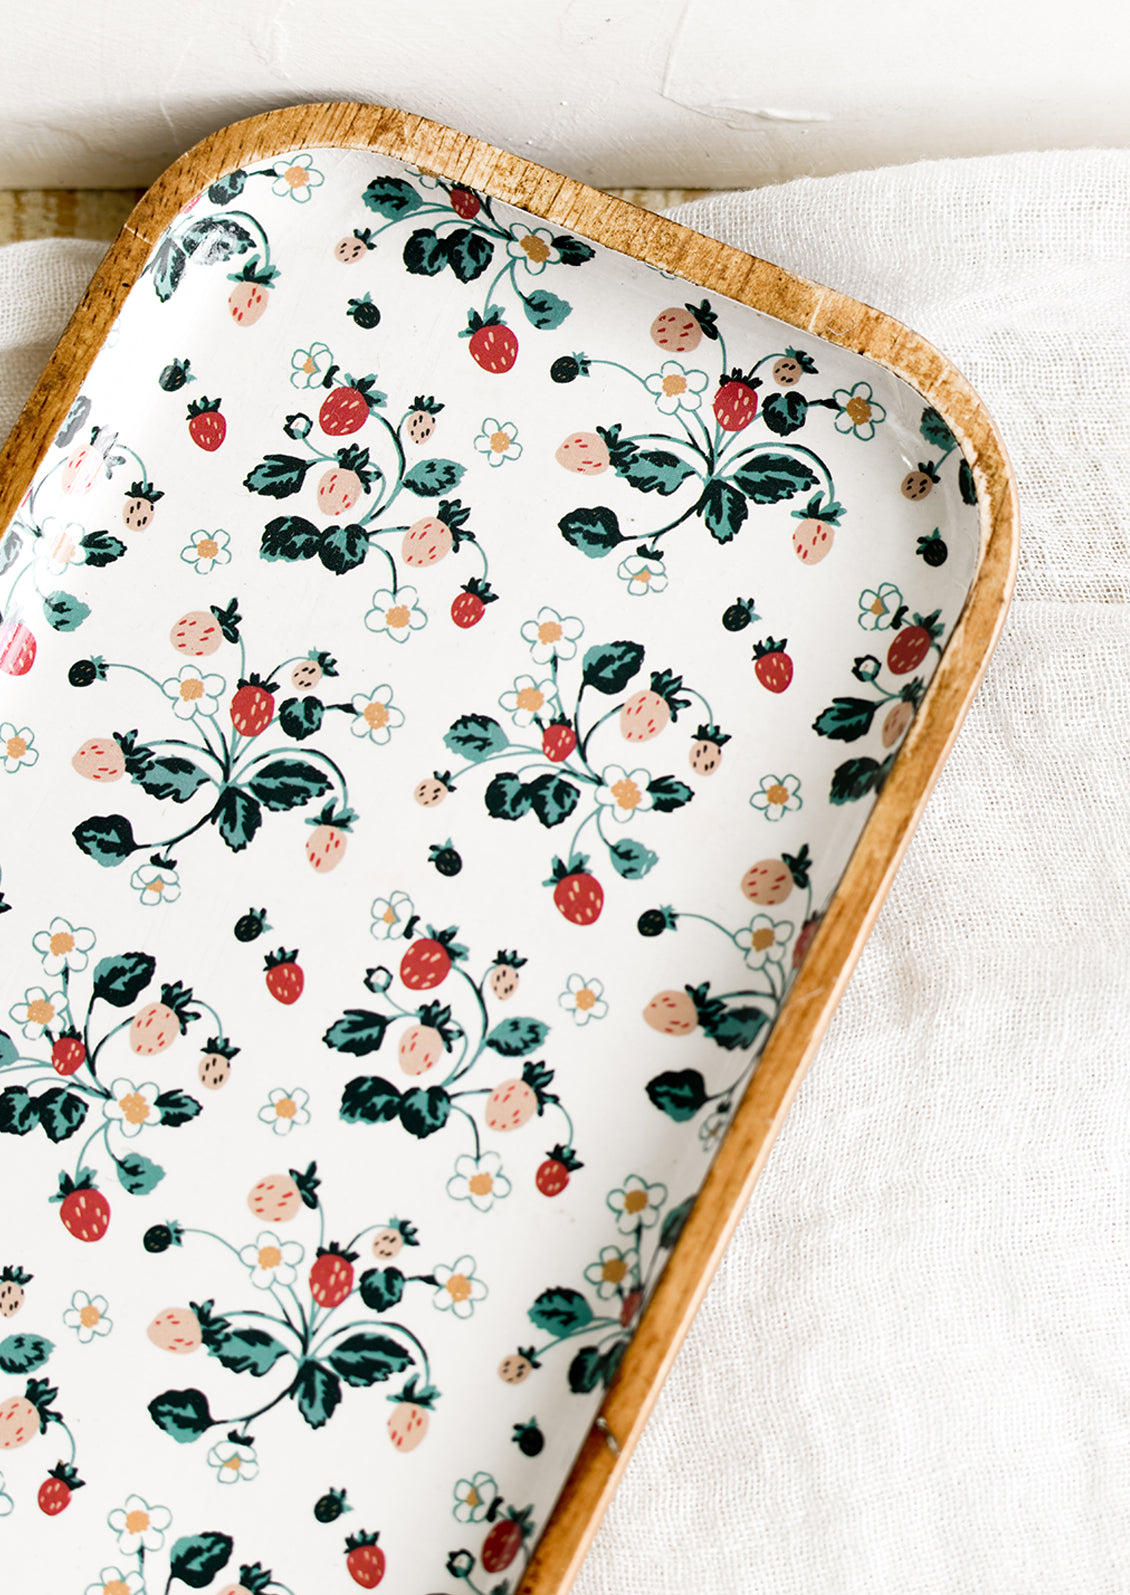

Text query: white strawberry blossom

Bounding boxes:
[617,553,668,596]
[521,606,583,664]
[750,772,802,822]
[179,527,231,574]
[446,1151,511,1213]
[858,582,903,630]
[207,1434,260,1484]
[290,341,333,387]
[473,417,522,467]
[350,684,404,744]
[432,1255,487,1319]
[0,1473,12,1517]
[258,1086,311,1136]
[161,664,224,720]
[130,860,182,906]
[644,359,709,414]
[559,973,608,1025]
[453,1471,498,1524]
[370,890,413,940]
[272,153,325,203]
[85,1567,145,1595]
[699,1105,731,1151]
[595,764,655,825]
[1,723,38,773]
[40,516,88,575]
[239,1229,304,1290]
[107,1495,172,1554]
[607,1175,667,1235]
[735,914,794,970]
[584,1245,639,1301]
[9,985,66,1040]
[364,586,427,644]
[103,1078,163,1138]
[498,673,556,728]
[33,916,95,975]
[833,380,886,440]
[506,224,560,275]
[63,1289,112,1343]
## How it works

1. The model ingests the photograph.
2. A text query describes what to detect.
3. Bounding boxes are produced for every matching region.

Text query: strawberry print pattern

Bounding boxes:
[0,137,980,1591]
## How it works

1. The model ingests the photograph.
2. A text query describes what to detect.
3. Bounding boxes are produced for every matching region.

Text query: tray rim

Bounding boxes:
[0,100,1019,1595]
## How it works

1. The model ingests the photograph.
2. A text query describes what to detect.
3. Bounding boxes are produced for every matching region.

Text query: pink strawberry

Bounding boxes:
[555,432,609,473]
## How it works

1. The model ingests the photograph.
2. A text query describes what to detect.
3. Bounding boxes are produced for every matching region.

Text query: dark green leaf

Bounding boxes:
[529,1286,593,1336]
[35,1088,87,1143]
[761,391,809,437]
[211,786,262,852]
[444,713,508,762]
[92,952,155,1006]
[168,1533,234,1589]
[829,754,893,805]
[260,515,324,562]
[646,1070,707,1122]
[80,530,127,566]
[364,176,424,217]
[812,697,879,742]
[608,838,658,879]
[43,591,90,632]
[358,1266,405,1313]
[445,227,494,283]
[0,1087,36,1136]
[154,1089,202,1128]
[292,1360,342,1428]
[180,216,256,266]
[553,235,596,265]
[729,452,818,504]
[208,1327,288,1377]
[485,1018,549,1057]
[402,227,448,275]
[151,236,187,300]
[402,458,465,496]
[114,1150,166,1193]
[696,479,747,543]
[559,505,627,558]
[920,407,955,451]
[0,1032,16,1068]
[959,458,978,504]
[399,1086,451,1139]
[319,523,369,574]
[623,448,696,496]
[278,696,325,741]
[602,1338,629,1386]
[73,813,136,865]
[705,1005,769,1052]
[527,772,581,828]
[484,772,532,821]
[243,455,313,499]
[340,1075,402,1123]
[207,169,247,204]
[324,1012,392,1056]
[581,640,645,693]
[647,775,694,812]
[148,1386,213,1443]
[0,1334,53,1374]
[660,1196,696,1250]
[568,1345,603,1393]
[328,1332,413,1388]
[520,288,571,329]
[246,758,331,811]
[135,756,211,804]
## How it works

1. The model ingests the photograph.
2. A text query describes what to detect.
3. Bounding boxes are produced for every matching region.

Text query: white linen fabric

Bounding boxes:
[2,147,1128,1593]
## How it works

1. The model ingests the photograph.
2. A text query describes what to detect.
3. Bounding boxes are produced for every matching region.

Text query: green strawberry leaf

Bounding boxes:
[92,952,155,1006]
[760,391,809,437]
[291,1360,342,1429]
[829,754,894,804]
[703,1005,769,1052]
[114,1151,166,1194]
[0,1334,53,1374]
[80,530,127,566]
[444,714,508,762]
[73,813,136,866]
[485,1018,549,1057]
[154,1090,202,1128]
[339,1075,402,1122]
[812,698,880,742]
[529,1286,594,1335]
[363,177,423,217]
[260,515,324,562]
[399,1086,451,1139]
[0,1087,36,1136]
[729,453,818,504]
[324,1012,392,1055]
[35,1088,88,1143]
[246,758,332,811]
[567,1345,604,1393]
[402,459,465,496]
[559,505,627,558]
[207,1327,288,1378]
[484,772,533,821]
[402,227,449,275]
[242,455,314,498]
[277,696,325,741]
[660,1195,696,1250]
[359,1266,406,1313]
[149,1386,213,1443]
[151,236,187,300]
[180,216,256,266]
[647,776,694,812]
[581,640,645,694]
[134,756,212,805]
[445,227,494,283]
[520,288,571,329]
[616,448,696,496]
[608,837,658,879]
[696,479,748,543]
[552,235,596,265]
[319,523,369,574]
[43,591,91,632]
[211,787,263,852]
[527,772,581,828]
[646,1069,707,1122]
[168,1533,234,1589]
[920,407,955,451]
[327,1332,413,1388]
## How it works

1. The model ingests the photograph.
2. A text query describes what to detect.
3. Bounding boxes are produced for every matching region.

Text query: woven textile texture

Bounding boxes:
[1,148,1128,1593]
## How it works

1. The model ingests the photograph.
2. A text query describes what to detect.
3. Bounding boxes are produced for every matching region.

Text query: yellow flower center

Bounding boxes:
[574,987,596,1011]
[751,927,775,953]
[124,1509,150,1534]
[870,596,886,615]
[516,686,544,712]
[520,234,550,264]
[49,930,75,955]
[386,604,411,629]
[79,1303,101,1328]
[26,998,54,1025]
[662,373,687,396]
[195,537,219,560]
[845,395,872,425]
[489,429,511,454]
[382,906,398,925]
[445,1273,472,1302]
[468,1172,494,1196]
[631,567,652,584]
[364,701,389,729]
[144,878,166,897]
[623,1188,648,1214]
[274,1097,297,1120]
[465,1486,481,1508]
[6,735,27,759]
[179,678,205,701]
[285,165,310,188]
[258,1245,282,1269]
[766,782,789,806]
[222,1454,242,1472]
[120,1090,151,1126]
[537,619,562,645]
[104,1581,129,1595]
[611,777,642,811]
[303,356,317,374]
[601,1257,627,1284]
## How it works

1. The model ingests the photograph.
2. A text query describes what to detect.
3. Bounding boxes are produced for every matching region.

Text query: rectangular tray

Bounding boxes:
[0,103,1016,1595]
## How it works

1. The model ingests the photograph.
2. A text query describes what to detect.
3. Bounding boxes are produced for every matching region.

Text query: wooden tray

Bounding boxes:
[0,104,1016,1595]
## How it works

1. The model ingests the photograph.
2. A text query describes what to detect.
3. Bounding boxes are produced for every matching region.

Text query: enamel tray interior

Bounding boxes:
[0,133,984,1593]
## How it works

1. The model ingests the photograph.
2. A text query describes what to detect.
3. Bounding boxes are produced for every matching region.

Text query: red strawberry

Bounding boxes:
[536,1144,582,1197]
[542,720,577,763]
[319,387,371,436]
[264,948,304,1004]
[51,1031,86,1076]
[887,625,932,675]
[450,186,481,219]
[713,369,761,432]
[482,1507,533,1573]
[464,310,518,373]
[546,855,604,926]
[309,1245,357,1308]
[230,675,276,736]
[52,1171,110,1242]
[0,619,36,676]
[187,397,226,451]
[345,1531,385,1588]
[450,578,498,629]
[398,927,465,991]
[38,1463,82,1516]
[620,1288,644,1328]
[753,637,793,693]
